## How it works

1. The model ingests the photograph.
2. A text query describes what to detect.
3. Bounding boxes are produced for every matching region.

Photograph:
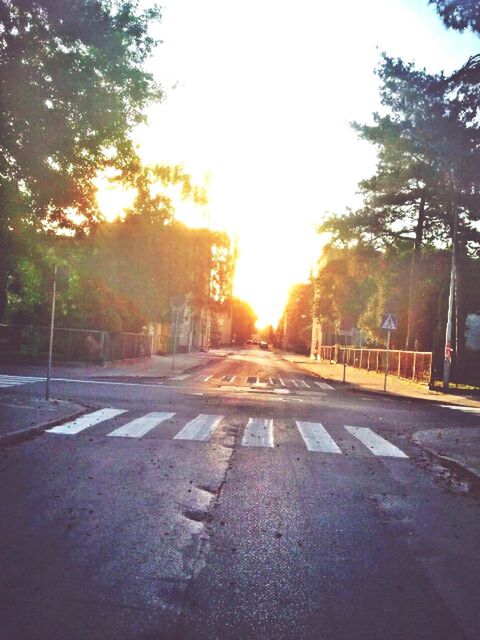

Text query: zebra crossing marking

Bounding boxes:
[107,412,175,438]
[290,379,300,387]
[296,421,342,453]
[0,374,44,388]
[242,418,274,448]
[171,374,190,381]
[203,375,213,382]
[47,408,127,435]
[174,414,224,441]
[345,426,408,458]
[440,404,480,414]
[314,381,335,391]
[46,409,409,458]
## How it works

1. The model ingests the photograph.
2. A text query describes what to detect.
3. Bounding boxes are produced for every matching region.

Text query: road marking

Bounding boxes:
[107,412,175,438]
[296,421,342,453]
[274,388,290,394]
[278,377,286,386]
[0,374,44,387]
[440,404,480,414]
[48,408,127,435]
[203,375,213,381]
[345,426,408,458]
[314,381,335,391]
[290,379,300,387]
[171,374,190,381]
[242,418,274,448]
[230,376,236,383]
[269,377,274,384]
[299,380,311,388]
[174,414,224,441]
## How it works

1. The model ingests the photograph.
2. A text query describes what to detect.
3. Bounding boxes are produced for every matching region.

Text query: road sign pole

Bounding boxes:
[46,264,57,401]
[384,330,391,392]
[342,333,347,383]
[172,309,179,372]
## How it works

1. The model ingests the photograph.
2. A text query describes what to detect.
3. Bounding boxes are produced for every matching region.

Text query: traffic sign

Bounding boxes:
[381,314,397,331]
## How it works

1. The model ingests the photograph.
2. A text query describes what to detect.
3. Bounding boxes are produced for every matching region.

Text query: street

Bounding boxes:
[1,347,479,640]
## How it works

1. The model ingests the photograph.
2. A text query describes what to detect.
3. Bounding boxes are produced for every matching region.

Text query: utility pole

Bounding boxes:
[443,204,459,389]
[46,264,57,401]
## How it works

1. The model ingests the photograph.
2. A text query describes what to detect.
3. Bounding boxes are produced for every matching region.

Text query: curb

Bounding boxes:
[0,403,92,448]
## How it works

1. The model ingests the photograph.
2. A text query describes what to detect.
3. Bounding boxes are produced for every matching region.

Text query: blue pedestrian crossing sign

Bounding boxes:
[381,314,397,331]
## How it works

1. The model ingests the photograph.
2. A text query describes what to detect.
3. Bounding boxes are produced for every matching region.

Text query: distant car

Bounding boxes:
[246,339,253,344]
[259,340,268,350]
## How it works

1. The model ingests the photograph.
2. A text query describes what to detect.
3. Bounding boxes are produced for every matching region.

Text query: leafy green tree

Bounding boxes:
[0,0,162,319]
[279,282,314,354]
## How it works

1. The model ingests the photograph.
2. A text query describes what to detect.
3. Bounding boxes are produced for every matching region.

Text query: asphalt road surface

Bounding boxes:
[1,348,479,640]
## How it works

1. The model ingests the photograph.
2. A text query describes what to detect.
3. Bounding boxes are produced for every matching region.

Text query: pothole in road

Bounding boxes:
[183,508,213,524]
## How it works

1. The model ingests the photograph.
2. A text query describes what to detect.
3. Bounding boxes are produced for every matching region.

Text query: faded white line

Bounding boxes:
[314,381,335,391]
[440,404,480,414]
[296,421,342,453]
[274,388,290,395]
[345,426,408,458]
[174,414,224,441]
[278,377,286,386]
[242,418,274,448]
[203,375,213,381]
[171,374,190,381]
[290,379,300,387]
[300,380,311,388]
[107,412,174,438]
[48,408,127,435]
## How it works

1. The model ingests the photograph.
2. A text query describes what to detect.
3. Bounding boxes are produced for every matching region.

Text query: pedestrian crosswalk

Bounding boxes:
[196,374,335,391]
[46,408,408,458]
[440,404,480,415]
[0,374,44,388]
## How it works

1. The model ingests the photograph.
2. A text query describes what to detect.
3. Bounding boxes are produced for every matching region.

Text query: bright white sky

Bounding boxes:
[99,0,479,327]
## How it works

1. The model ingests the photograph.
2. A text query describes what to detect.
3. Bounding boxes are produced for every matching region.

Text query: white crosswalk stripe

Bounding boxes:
[440,404,480,414]
[171,374,190,381]
[0,374,44,388]
[345,426,408,458]
[107,412,175,438]
[296,421,342,453]
[45,408,409,458]
[242,418,274,448]
[174,414,224,441]
[314,381,335,391]
[48,408,127,435]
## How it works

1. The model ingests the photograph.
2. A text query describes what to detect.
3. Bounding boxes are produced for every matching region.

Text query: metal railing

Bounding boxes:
[0,324,153,365]
[316,345,432,384]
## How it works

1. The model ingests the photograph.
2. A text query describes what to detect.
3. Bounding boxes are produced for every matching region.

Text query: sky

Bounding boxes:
[100,0,479,328]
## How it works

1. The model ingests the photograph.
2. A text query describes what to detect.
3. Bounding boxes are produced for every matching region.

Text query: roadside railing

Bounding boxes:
[0,324,153,365]
[316,345,432,384]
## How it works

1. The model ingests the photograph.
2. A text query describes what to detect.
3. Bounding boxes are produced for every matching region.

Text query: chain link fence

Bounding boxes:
[0,324,153,365]
[317,345,432,384]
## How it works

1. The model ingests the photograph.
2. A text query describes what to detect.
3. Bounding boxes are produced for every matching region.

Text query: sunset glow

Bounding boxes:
[97,0,479,327]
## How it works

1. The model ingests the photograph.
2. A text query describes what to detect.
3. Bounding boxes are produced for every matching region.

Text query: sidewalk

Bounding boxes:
[281,353,480,408]
[0,394,87,445]
[0,350,228,380]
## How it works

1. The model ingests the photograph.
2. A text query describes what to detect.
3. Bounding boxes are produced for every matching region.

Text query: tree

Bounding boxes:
[231,298,257,345]
[0,0,162,319]
[430,1,480,32]
[321,53,480,348]
[279,282,314,354]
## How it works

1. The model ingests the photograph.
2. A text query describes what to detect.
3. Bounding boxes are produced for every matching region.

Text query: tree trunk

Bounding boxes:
[405,194,426,350]
[0,195,9,322]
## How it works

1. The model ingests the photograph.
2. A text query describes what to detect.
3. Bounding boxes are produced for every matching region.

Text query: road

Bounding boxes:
[1,347,479,640]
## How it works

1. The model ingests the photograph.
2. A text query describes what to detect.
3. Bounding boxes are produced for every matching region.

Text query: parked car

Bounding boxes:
[259,340,268,350]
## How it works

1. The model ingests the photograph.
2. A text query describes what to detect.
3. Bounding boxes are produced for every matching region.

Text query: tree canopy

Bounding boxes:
[0,0,162,318]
